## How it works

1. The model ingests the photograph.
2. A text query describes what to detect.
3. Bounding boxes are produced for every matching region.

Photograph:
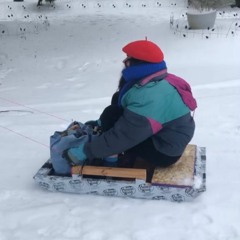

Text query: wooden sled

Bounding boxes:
[33,144,206,202]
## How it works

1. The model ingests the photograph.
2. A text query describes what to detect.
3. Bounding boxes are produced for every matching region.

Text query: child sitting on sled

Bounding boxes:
[52,39,197,175]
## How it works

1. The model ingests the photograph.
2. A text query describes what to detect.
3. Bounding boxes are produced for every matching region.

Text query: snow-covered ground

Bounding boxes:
[1,0,240,239]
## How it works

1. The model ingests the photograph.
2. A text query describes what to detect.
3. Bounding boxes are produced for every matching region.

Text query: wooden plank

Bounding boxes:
[71,165,84,175]
[72,165,147,181]
[151,144,196,186]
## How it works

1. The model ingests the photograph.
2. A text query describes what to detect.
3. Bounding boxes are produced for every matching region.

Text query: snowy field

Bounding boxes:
[1,0,240,239]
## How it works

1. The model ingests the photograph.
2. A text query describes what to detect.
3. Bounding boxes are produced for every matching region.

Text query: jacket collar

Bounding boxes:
[138,69,168,86]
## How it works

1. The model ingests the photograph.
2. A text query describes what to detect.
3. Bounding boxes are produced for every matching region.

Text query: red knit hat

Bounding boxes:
[122,40,164,63]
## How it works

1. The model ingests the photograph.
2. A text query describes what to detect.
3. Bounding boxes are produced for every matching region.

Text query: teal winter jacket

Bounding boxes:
[84,69,197,160]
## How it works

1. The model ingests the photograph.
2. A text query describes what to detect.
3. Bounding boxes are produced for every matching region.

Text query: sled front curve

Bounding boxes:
[33,145,206,202]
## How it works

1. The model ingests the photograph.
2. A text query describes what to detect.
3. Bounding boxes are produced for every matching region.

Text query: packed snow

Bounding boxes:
[0,0,240,239]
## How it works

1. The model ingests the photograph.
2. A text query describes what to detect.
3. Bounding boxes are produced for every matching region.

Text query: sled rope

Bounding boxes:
[0,97,70,150]
[0,124,50,149]
[0,97,70,122]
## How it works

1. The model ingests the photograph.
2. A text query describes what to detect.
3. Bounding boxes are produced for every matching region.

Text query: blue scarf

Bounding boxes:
[118,61,167,106]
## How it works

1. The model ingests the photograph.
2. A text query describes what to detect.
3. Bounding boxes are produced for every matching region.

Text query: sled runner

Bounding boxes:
[33,144,206,202]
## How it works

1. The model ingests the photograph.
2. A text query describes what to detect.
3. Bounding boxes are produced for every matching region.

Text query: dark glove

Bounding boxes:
[85,119,101,128]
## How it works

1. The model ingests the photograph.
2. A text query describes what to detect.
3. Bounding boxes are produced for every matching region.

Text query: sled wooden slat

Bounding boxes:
[151,144,196,186]
[72,165,147,181]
